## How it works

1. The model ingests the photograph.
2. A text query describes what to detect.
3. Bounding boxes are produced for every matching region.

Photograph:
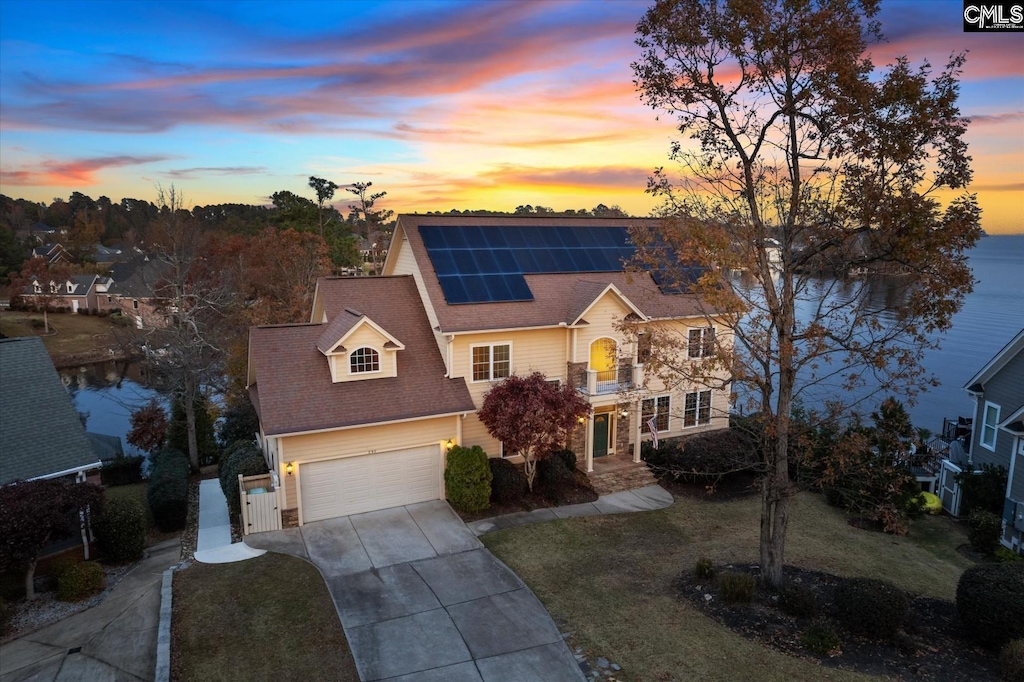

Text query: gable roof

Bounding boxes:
[384,215,711,333]
[568,281,647,326]
[315,310,405,355]
[108,255,171,298]
[964,327,1024,392]
[0,337,102,485]
[248,276,474,436]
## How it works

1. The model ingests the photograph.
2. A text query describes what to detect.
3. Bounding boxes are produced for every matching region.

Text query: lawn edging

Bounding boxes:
[155,567,175,682]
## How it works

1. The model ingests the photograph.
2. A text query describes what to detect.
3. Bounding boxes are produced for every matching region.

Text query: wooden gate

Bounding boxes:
[238,473,282,535]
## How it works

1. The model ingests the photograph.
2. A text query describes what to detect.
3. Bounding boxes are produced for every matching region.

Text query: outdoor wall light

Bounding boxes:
[445,439,455,451]
[619,409,629,418]
[285,462,294,476]
[577,416,587,424]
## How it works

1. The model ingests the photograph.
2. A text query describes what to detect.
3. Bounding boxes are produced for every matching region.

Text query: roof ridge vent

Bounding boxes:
[343,307,364,317]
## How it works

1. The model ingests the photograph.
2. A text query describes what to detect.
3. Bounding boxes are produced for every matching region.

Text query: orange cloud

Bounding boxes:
[0,155,169,186]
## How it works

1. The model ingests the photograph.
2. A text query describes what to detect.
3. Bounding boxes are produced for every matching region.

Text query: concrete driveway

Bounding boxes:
[247,501,584,681]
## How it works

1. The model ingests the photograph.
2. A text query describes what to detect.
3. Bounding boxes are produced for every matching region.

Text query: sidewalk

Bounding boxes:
[193,479,265,564]
[466,484,673,535]
[0,539,180,682]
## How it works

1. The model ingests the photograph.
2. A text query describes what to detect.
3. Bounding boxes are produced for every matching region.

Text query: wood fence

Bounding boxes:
[238,473,282,535]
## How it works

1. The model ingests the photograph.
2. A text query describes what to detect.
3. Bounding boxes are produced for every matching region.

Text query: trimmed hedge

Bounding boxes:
[550,449,577,472]
[218,441,269,517]
[95,496,147,562]
[56,561,105,602]
[537,454,575,489]
[642,428,758,481]
[489,458,528,505]
[833,578,908,639]
[956,562,1024,649]
[100,455,145,487]
[444,445,492,513]
[147,448,189,532]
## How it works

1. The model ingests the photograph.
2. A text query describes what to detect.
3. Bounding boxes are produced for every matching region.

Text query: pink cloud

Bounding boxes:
[0,155,169,186]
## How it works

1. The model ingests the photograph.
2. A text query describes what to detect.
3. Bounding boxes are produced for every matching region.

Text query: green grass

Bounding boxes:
[483,491,973,681]
[171,553,358,682]
[0,309,123,360]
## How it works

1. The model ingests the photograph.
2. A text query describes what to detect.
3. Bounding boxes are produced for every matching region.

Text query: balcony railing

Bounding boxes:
[578,364,641,396]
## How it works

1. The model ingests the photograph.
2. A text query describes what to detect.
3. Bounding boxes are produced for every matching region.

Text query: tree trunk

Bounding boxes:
[185,395,200,472]
[43,307,49,334]
[523,454,537,492]
[24,558,38,600]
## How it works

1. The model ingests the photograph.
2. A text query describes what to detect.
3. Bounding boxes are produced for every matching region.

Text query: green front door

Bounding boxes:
[593,413,609,458]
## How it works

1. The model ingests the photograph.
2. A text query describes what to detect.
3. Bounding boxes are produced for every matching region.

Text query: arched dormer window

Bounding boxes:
[350,347,381,374]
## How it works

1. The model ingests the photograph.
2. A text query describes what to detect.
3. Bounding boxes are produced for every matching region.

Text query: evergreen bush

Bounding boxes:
[537,454,575,489]
[834,578,908,639]
[218,442,269,517]
[967,509,1002,555]
[100,456,144,487]
[147,448,189,532]
[444,445,492,513]
[801,622,841,656]
[56,561,104,602]
[956,562,1024,650]
[95,496,147,562]
[489,458,528,505]
[550,449,578,472]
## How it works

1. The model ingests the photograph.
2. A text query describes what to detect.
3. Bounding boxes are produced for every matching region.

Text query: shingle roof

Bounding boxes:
[315,309,363,354]
[249,276,475,436]
[391,215,710,332]
[0,337,102,485]
[108,256,171,298]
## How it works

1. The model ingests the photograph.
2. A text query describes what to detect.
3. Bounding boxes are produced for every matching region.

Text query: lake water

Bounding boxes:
[59,235,1022,450]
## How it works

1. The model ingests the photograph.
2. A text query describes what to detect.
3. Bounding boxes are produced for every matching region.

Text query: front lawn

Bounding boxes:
[0,309,123,361]
[483,490,974,681]
[171,553,358,682]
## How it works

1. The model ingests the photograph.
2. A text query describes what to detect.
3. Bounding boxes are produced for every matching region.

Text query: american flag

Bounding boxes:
[647,418,659,449]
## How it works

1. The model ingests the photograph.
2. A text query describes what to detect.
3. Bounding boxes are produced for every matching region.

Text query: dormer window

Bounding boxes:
[49,281,58,294]
[66,282,74,293]
[33,282,41,294]
[350,347,381,374]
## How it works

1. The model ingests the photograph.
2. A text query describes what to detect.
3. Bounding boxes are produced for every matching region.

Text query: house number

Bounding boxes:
[367,449,377,454]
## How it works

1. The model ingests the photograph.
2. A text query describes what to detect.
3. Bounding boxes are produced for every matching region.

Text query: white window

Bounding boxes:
[688,327,715,358]
[981,402,1000,451]
[349,347,381,374]
[642,395,670,433]
[684,390,713,427]
[33,282,41,293]
[471,343,511,382]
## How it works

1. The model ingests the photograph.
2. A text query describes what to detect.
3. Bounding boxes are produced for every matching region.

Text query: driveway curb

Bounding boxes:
[154,567,175,682]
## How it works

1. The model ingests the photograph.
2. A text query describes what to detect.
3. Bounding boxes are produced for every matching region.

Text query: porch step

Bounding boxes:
[587,463,659,496]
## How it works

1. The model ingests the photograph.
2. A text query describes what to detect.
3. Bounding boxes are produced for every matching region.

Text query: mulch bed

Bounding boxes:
[676,564,998,681]
[456,472,599,522]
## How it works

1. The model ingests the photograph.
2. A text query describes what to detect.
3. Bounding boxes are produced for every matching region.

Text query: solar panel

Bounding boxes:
[419,224,683,305]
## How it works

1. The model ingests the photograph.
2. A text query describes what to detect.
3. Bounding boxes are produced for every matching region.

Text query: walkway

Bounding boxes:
[466,483,673,535]
[194,479,265,564]
[0,539,180,682]
[247,501,585,681]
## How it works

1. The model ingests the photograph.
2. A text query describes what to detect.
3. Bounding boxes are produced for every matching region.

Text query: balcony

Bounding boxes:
[577,363,640,396]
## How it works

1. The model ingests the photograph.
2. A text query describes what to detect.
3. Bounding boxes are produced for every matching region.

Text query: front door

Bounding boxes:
[593,413,609,458]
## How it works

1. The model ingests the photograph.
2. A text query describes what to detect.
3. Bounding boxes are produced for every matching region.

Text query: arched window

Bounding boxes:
[350,347,380,374]
[589,338,617,382]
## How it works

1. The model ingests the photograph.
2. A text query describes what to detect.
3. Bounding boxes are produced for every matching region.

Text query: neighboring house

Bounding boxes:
[248,215,731,526]
[101,255,173,328]
[960,329,1024,552]
[31,243,75,265]
[23,274,99,313]
[0,336,103,486]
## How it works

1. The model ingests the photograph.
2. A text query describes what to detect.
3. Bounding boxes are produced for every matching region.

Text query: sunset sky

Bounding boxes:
[1,0,1021,233]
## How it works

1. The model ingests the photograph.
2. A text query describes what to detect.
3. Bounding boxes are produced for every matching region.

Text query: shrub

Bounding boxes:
[57,561,104,602]
[718,572,755,604]
[833,578,908,639]
[956,562,1024,649]
[642,429,758,484]
[996,547,1023,563]
[694,557,714,580]
[95,496,147,562]
[968,509,1003,555]
[1001,639,1024,682]
[958,464,1009,516]
[780,585,820,619]
[489,458,528,505]
[444,445,492,513]
[147,447,189,532]
[537,454,575,489]
[801,622,841,656]
[100,455,145,487]
[218,441,269,517]
[550,449,577,472]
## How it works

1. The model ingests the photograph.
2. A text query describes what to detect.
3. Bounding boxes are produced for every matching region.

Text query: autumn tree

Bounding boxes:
[478,372,591,492]
[126,398,169,454]
[141,185,233,471]
[10,257,72,333]
[0,479,102,599]
[631,0,981,587]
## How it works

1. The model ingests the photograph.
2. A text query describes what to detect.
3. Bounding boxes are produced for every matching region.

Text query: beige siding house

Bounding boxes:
[248,215,731,526]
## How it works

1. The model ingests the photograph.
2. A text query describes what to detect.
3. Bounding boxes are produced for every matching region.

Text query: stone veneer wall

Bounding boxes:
[615,412,630,455]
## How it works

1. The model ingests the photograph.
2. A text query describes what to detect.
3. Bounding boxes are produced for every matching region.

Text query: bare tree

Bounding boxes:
[631,0,981,588]
[308,176,339,237]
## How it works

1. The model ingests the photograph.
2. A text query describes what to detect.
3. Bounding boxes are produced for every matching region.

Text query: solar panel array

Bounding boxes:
[419,225,636,304]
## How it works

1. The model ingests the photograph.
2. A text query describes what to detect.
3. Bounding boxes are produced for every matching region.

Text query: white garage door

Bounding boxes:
[300,445,441,523]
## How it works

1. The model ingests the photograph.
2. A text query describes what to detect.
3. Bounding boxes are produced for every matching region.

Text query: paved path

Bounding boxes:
[247,501,585,682]
[194,479,266,564]
[466,484,674,536]
[0,539,180,682]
